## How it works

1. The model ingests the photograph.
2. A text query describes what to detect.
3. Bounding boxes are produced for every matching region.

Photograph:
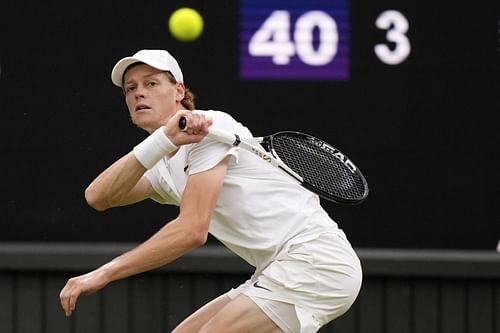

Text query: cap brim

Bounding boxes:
[111,57,142,88]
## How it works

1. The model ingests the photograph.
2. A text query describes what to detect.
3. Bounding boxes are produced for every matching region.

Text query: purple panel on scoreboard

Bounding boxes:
[240,0,350,80]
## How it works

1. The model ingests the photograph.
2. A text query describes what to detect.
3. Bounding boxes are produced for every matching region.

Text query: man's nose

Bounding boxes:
[134,85,146,98]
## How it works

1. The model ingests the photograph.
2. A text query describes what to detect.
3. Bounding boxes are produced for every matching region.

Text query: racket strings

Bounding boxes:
[271,134,366,202]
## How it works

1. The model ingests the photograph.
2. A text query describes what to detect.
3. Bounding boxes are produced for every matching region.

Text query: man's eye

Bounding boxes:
[125,86,135,93]
[147,81,157,87]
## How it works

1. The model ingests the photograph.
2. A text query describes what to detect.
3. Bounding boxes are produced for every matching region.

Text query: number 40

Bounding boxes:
[248,10,339,66]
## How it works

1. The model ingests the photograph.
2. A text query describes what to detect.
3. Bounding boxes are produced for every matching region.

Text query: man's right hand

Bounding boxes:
[165,110,212,146]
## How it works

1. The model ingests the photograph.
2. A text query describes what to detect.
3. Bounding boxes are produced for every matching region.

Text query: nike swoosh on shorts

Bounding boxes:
[253,281,272,292]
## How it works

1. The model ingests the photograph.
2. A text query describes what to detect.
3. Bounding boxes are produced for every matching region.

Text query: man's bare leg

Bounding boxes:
[172,294,284,333]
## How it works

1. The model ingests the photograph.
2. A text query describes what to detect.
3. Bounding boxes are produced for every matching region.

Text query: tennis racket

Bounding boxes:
[179,117,369,205]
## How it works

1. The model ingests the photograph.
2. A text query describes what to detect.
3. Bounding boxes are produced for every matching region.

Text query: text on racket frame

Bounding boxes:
[309,138,357,174]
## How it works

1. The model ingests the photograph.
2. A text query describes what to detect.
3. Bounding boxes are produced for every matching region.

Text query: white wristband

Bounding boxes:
[133,126,178,169]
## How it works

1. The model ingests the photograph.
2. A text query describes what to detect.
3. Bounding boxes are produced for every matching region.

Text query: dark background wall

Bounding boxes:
[1,244,499,333]
[1,0,499,250]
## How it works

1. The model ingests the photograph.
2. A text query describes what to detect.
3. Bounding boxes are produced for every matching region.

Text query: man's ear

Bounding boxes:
[176,83,186,102]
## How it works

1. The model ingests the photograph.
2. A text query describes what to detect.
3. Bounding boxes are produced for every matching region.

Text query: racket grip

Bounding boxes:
[178,116,187,131]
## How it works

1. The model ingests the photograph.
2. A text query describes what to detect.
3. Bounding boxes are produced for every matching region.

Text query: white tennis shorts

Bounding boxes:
[226,230,362,333]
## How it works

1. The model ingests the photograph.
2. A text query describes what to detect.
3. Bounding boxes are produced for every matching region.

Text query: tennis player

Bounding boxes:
[59,49,362,333]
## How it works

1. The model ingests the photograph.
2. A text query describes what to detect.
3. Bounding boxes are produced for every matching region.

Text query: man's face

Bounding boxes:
[123,64,184,133]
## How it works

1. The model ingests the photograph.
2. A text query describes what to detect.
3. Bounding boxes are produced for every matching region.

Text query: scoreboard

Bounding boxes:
[240,1,413,80]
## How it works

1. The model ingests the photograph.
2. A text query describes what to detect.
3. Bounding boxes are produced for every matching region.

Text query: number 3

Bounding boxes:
[374,10,411,65]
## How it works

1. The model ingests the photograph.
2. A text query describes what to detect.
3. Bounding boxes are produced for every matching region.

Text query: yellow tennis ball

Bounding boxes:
[168,8,204,42]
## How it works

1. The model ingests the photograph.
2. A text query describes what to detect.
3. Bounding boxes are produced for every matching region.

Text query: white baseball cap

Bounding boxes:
[111,49,184,87]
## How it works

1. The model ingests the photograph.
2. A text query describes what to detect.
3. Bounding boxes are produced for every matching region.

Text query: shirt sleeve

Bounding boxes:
[186,110,250,175]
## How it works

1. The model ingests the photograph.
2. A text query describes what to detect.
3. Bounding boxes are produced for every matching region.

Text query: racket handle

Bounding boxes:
[178,115,240,146]
[178,116,187,131]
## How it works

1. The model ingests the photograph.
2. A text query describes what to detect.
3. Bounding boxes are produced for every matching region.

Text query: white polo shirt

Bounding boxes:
[145,110,338,269]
